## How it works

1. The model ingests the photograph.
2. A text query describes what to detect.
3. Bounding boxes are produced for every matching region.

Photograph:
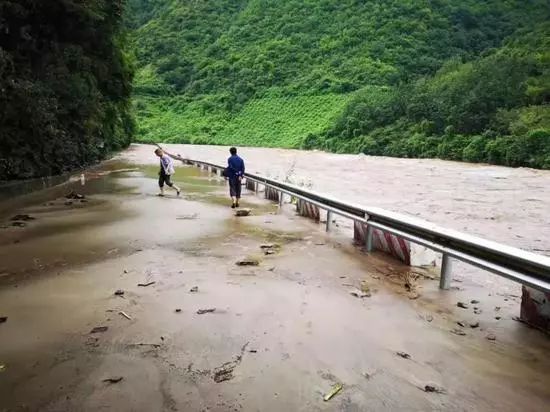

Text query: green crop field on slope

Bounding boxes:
[135,93,354,147]
[218,94,354,147]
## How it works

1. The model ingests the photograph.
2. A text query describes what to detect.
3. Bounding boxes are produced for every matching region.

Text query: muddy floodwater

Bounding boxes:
[0,146,549,411]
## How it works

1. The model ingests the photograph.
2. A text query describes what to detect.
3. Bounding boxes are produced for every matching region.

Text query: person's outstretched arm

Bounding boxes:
[156,144,187,162]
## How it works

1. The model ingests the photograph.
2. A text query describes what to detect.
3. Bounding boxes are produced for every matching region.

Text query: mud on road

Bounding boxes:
[0,150,549,411]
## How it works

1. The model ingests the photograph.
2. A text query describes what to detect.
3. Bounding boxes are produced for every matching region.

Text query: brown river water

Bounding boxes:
[0,144,549,411]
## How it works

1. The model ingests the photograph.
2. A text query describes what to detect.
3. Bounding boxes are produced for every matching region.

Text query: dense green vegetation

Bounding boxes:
[136,94,352,147]
[128,0,550,168]
[0,0,134,180]
[312,23,550,168]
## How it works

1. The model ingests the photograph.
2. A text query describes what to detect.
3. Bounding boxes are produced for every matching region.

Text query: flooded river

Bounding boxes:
[0,146,549,411]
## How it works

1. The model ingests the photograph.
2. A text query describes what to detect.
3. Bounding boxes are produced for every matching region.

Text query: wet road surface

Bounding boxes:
[0,157,549,411]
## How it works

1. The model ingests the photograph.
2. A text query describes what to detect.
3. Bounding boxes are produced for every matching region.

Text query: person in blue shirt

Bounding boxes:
[226,147,245,208]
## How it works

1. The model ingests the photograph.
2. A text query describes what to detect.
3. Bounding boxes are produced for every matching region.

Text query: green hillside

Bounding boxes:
[127,0,550,167]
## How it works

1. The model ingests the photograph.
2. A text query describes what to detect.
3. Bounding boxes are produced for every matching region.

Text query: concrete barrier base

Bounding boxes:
[521,286,550,332]
[265,186,280,202]
[245,179,256,191]
[296,199,320,222]
[354,221,410,264]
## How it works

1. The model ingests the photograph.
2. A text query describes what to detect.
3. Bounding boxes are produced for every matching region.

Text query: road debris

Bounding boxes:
[197,308,216,315]
[424,384,445,394]
[474,307,482,315]
[236,258,259,266]
[213,362,237,383]
[128,343,161,348]
[360,280,370,294]
[65,191,85,200]
[176,213,198,220]
[495,316,501,320]
[11,221,26,227]
[411,269,435,280]
[114,289,125,296]
[235,209,251,217]
[323,383,343,401]
[0,316,7,324]
[0,364,6,372]
[486,333,497,341]
[469,321,480,328]
[396,351,411,359]
[10,214,35,221]
[471,299,480,304]
[189,286,199,293]
[350,289,370,298]
[457,302,469,309]
[212,342,249,383]
[138,281,156,287]
[363,370,377,380]
[248,349,258,353]
[90,326,108,334]
[102,376,123,384]
[494,306,501,312]
[175,308,182,313]
[119,311,132,320]
[425,315,434,322]
[457,321,466,327]
[451,328,467,336]
[260,244,276,249]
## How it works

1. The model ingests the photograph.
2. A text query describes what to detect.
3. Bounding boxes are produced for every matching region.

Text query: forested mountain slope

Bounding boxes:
[0,0,134,180]
[128,0,550,168]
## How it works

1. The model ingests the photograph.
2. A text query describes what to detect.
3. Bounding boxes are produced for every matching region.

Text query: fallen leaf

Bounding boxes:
[90,326,108,334]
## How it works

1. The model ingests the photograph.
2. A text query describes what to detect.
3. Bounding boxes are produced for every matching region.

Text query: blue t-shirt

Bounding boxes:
[227,155,245,178]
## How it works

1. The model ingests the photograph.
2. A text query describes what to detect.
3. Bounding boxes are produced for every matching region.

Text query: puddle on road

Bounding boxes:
[0,161,252,286]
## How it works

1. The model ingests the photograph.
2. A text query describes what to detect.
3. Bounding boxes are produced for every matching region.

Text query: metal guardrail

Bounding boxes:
[174,155,550,293]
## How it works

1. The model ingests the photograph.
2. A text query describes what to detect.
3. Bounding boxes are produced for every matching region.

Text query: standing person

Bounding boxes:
[154,148,181,197]
[226,147,245,208]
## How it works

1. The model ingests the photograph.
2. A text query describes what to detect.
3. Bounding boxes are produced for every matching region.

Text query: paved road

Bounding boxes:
[0,156,549,411]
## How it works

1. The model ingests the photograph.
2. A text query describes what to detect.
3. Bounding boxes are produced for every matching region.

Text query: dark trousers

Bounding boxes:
[229,177,242,198]
[158,170,173,188]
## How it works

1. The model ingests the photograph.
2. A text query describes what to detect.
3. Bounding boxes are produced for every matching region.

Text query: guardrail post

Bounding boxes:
[439,253,452,290]
[326,211,333,232]
[255,182,259,193]
[279,191,284,207]
[365,224,374,252]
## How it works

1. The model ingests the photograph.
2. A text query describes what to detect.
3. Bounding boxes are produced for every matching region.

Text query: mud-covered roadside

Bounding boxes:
[1,155,549,411]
